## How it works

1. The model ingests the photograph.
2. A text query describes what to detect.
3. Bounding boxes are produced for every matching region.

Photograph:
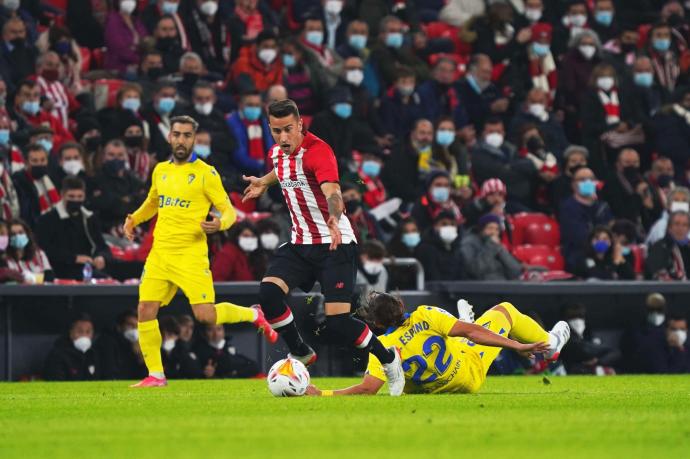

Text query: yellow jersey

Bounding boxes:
[130,154,236,257]
[366,306,485,394]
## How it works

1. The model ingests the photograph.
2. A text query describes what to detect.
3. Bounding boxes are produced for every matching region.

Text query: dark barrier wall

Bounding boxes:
[2,282,689,381]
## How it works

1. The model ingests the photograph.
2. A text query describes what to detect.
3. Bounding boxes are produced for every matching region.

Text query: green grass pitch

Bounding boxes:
[1,376,688,459]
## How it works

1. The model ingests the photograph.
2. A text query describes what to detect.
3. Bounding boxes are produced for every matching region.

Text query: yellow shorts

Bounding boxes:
[139,249,215,306]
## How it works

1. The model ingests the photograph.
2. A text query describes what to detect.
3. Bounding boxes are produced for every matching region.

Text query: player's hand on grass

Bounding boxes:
[327,216,342,251]
[201,216,221,234]
[305,385,321,396]
[123,215,135,241]
[516,341,550,358]
[242,175,267,202]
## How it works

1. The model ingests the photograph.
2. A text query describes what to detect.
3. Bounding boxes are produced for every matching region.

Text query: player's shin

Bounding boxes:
[138,319,164,377]
[326,313,395,364]
[498,302,549,343]
[259,282,310,355]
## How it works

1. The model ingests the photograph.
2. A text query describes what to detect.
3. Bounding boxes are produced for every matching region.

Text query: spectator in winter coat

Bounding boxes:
[460,213,522,281]
[193,323,261,378]
[411,170,463,232]
[571,226,635,280]
[225,90,274,177]
[44,314,100,381]
[645,211,690,281]
[416,210,464,281]
[95,309,147,380]
[211,220,262,281]
[11,143,60,228]
[637,316,690,374]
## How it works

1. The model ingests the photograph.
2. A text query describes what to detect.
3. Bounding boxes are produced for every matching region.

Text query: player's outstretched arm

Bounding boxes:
[242,170,278,202]
[320,182,343,251]
[306,375,385,396]
[449,321,550,357]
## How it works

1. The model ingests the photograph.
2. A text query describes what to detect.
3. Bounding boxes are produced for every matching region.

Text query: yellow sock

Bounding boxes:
[138,319,163,374]
[215,302,257,325]
[497,302,550,343]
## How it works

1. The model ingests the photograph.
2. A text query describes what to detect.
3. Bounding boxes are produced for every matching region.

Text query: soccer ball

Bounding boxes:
[267,357,310,397]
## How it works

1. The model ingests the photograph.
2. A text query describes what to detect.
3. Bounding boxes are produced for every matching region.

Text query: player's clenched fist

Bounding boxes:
[123,215,135,241]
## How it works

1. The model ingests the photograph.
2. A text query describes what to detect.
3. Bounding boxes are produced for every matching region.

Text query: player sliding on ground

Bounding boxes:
[123,115,277,388]
[307,294,570,395]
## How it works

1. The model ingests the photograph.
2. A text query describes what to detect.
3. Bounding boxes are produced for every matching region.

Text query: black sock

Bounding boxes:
[259,282,310,356]
[367,336,395,364]
[326,314,395,364]
[276,322,310,356]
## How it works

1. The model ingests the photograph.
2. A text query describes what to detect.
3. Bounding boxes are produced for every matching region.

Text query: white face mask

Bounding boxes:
[3,0,20,11]
[485,132,504,148]
[324,0,343,14]
[163,338,176,352]
[647,312,665,327]
[569,318,586,336]
[345,69,364,86]
[363,260,384,275]
[597,76,615,91]
[670,201,690,213]
[525,7,542,22]
[73,336,92,353]
[569,14,587,27]
[439,225,458,243]
[195,101,213,116]
[200,0,218,16]
[211,338,225,350]
[120,0,137,14]
[238,236,258,252]
[672,330,687,346]
[260,233,280,250]
[579,44,596,60]
[258,48,277,64]
[528,103,547,119]
[123,328,139,343]
[62,159,84,176]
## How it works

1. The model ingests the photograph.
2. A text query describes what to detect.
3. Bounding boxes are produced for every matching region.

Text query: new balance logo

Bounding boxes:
[335,282,345,289]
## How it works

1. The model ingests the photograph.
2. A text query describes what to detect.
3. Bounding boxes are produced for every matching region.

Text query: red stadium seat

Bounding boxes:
[631,244,646,276]
[509,212,560,247]
[79,47,91,73]
[230,191,256,213]
[512,244,565,271]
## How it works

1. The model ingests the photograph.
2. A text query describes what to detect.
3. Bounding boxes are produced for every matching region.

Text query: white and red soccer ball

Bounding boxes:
[267,357,310,397]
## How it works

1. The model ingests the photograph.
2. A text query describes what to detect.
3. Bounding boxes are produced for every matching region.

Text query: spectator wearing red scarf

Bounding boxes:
[225,90,274,176]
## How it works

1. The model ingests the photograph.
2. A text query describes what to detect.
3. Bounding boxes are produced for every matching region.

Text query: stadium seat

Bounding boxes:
[230,191,256,213]
[509,212,560,247]
[631,244,646,276]
[92,79,124,110]
[512,244,565,271]
[79,47,91,73]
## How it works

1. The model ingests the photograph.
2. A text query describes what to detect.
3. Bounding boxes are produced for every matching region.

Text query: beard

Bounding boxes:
[172,144,192,161]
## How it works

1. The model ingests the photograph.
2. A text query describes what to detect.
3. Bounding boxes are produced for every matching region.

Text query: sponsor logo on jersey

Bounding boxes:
[281,179,308,188]
[158,195,192,208]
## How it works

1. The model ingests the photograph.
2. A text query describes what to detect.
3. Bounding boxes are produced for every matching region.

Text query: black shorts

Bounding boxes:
[264,242,357,303]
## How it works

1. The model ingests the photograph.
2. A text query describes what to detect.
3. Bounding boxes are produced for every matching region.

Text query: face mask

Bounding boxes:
[157,97,176,115]
[348,34,367,50]
[282,53,296,68]
[9,38,24,49]
[675,237,690,246]
[182,73,199,85]
[485,132,504,148]
[579,44,596,60]
[260,233,280,250]
[592,239,610,254]
[22,100,40,116]
[157,37,177,51]
[363,260,384,275]
[10,233,29,249]
[332,102,352,119]
[345,69,364,86]
[200,0,218,16]
[161,1,178,14]
[325,0,343,14]
[3,0,20,11]
[85,136,101,151]
[73,336,92,353]
[258,48,277,64]
[670,201,690,213]
[0,129,9,146]
[163,338,176,352]
[147,67,164,80]
[242,106,262,121]
[594,11,613,26]
[385,32,404,49]
[532,42,550,57]
[569,14,587,27]
[41,68,60,82]
[634,72,653,88]
[647,312,665,327]
[525,8,542,22]
[122,97,141,112]
[568,318,586,336]
[194,101,214,116]
[528,103,547,118]
[103,159,127,176]
[305,30,324,47]
[398,85,415,97]
[212,338,225,350]
[431,186,450,203]
[344,199,360,214]
[597,76,615,91]
[238,236,258,252]
[62,159,83,175]
[0,235,7,250]
[621,246,631,256]
[436,129,455,147]
[120,0,136,14]
[195,144,211,158]
[124,135,143,148]
[578,179,597,197]
[672,330,687,346]
[653,38,671,52]
[36,138,53,153]
[66,200,83,215]
[439,225,458,243]
[30,165,48,180]
[123,328,139,343]
[622,166,640,184]
[361,160,381,178]
[402,232,421,248]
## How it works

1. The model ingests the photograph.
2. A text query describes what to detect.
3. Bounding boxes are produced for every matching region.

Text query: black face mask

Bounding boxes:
[622,166,640,184]
[568,165,584,176]
[156,37,178,51]
[182,73,199,85]
[621,43,636,54]
[84,135,102,152]
[124,135,144,148]
[103,159,126,176]
[657,174,674,188]
[66,200,83,216]
[9,38,25,49]
[146,67,164,80]
[526,136,544,154]
[667,13,684,27]
[345,199,361,214]
[30,166,48,180]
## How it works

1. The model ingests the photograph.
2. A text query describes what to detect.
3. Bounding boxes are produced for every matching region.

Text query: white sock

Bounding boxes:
[150,371,165,379]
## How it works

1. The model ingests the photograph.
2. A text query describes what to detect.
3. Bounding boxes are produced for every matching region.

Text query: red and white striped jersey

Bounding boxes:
[36,76,70,129]
[270,132,356,245]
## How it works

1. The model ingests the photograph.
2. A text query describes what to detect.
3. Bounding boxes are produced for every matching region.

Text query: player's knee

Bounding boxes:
[137,302,159,322]
[192,304,216,324]
[259,281,287,315]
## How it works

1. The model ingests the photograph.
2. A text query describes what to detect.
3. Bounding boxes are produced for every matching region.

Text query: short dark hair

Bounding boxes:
[192,81,215,94]
[361,239,386,259]
[170,115,199,132]
[154,80,177,93]
[268,99,300,119]
[159,315,180,335]
[24,143,48,158]
[62,176,86,192]
[396,65,415,80]
[58,141,85,159]
[117,309,137,326]
[364,292,406,328]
